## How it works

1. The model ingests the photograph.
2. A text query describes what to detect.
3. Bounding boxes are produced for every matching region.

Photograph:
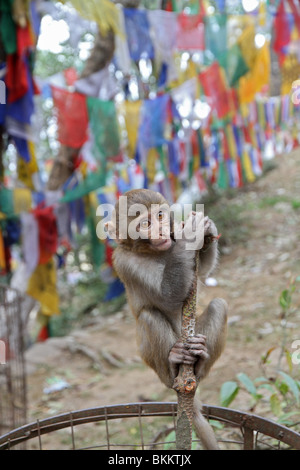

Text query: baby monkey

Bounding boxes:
[106,189,227,449]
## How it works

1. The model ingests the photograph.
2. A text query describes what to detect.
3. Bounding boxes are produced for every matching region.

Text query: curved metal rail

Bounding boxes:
[0,402,300,450]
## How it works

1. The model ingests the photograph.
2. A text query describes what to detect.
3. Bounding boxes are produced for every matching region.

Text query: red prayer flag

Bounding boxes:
[33,206,58,265]
[176,13,205,51]
[199,62,230,119]
[51,86,88,148]
[273,0,291,63]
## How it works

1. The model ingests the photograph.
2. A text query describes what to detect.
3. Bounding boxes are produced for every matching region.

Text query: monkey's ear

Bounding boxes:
[104,221,119,241]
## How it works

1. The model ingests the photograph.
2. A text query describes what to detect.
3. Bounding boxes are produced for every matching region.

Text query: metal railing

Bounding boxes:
[1,402,300,450]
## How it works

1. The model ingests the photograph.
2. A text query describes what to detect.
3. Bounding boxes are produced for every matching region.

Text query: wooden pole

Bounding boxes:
[173,254,199,450]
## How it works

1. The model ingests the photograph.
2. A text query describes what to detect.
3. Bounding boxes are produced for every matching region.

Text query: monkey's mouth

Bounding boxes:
[152,238,172,250]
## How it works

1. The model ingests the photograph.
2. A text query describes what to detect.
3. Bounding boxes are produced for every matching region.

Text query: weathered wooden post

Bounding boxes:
[173,255,199,450]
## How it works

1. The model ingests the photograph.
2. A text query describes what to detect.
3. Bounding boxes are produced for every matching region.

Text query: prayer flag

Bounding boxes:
[51,86,88,148]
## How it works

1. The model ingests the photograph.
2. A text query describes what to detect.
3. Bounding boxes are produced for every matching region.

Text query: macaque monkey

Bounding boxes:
[106,189,227,450]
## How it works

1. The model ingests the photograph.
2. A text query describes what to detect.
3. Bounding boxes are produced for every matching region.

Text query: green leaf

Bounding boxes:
[279,289,292,310]
[279,371,300,404]
[254,376,269,384]
[220,381,239,407]
[277,381,289,396]
[278,411,300,426]
[270,393,281,417]
[237,372,257,397]
[209,419,224,430]
[257,383,275,393]
[285,349,293,374]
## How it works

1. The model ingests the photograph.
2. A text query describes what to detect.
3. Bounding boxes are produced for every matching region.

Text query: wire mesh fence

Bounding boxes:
[0,284,31,438]
[0,402,300,450]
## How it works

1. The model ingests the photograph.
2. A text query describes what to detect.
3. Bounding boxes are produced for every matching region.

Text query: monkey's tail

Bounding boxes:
[193,395,219,450]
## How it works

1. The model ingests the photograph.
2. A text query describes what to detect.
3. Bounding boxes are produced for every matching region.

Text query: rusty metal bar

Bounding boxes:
[0,403,299,450]
[243,427,254,450]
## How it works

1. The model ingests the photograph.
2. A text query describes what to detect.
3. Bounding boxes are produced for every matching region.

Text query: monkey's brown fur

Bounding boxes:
[110,189,228,449]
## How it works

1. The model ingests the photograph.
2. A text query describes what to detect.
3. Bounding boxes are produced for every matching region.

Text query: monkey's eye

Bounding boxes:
[157,210,167,222]
[140,219,151,230]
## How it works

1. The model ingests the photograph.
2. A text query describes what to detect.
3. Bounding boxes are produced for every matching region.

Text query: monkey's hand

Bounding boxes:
[175,211,205,250]
[203,216,218,238]
[168,334,209,379]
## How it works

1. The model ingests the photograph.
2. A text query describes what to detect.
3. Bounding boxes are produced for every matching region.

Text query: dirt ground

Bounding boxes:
[24,148,300,448]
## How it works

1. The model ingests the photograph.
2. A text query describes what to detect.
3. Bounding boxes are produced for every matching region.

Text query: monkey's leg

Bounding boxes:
[192,298,227,450]
[194,297,228,381]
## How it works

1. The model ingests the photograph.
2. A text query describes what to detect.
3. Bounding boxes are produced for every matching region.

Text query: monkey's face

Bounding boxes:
[105,189,174,253]
[132,204,172,251]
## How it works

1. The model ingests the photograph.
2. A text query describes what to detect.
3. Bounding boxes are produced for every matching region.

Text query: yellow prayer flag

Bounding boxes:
[238,24,257,70]
[242,150,255,183]
[17,141,39,189]
[281,53,300,95]
[58,0,122,37]
[252,43,270,91]
[13,188,32,214]
[146,148,158,184]
[124,100,142,158]
[27,259,60,316]
[258,1,267,27]
[239,44,270,105]
[225,125,237,159]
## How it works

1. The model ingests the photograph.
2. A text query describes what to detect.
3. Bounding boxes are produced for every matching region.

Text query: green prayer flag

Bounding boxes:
[226,44,249,87]
[87,213,105,268]
[0,188,14,217]
[204,15,227,66]
[60,171,105,203]
[0,0,17,54]
[87,97,120,169]
[217,160,228,190]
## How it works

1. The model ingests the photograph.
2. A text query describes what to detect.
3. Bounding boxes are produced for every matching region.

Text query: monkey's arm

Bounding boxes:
[198,217,219,280]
